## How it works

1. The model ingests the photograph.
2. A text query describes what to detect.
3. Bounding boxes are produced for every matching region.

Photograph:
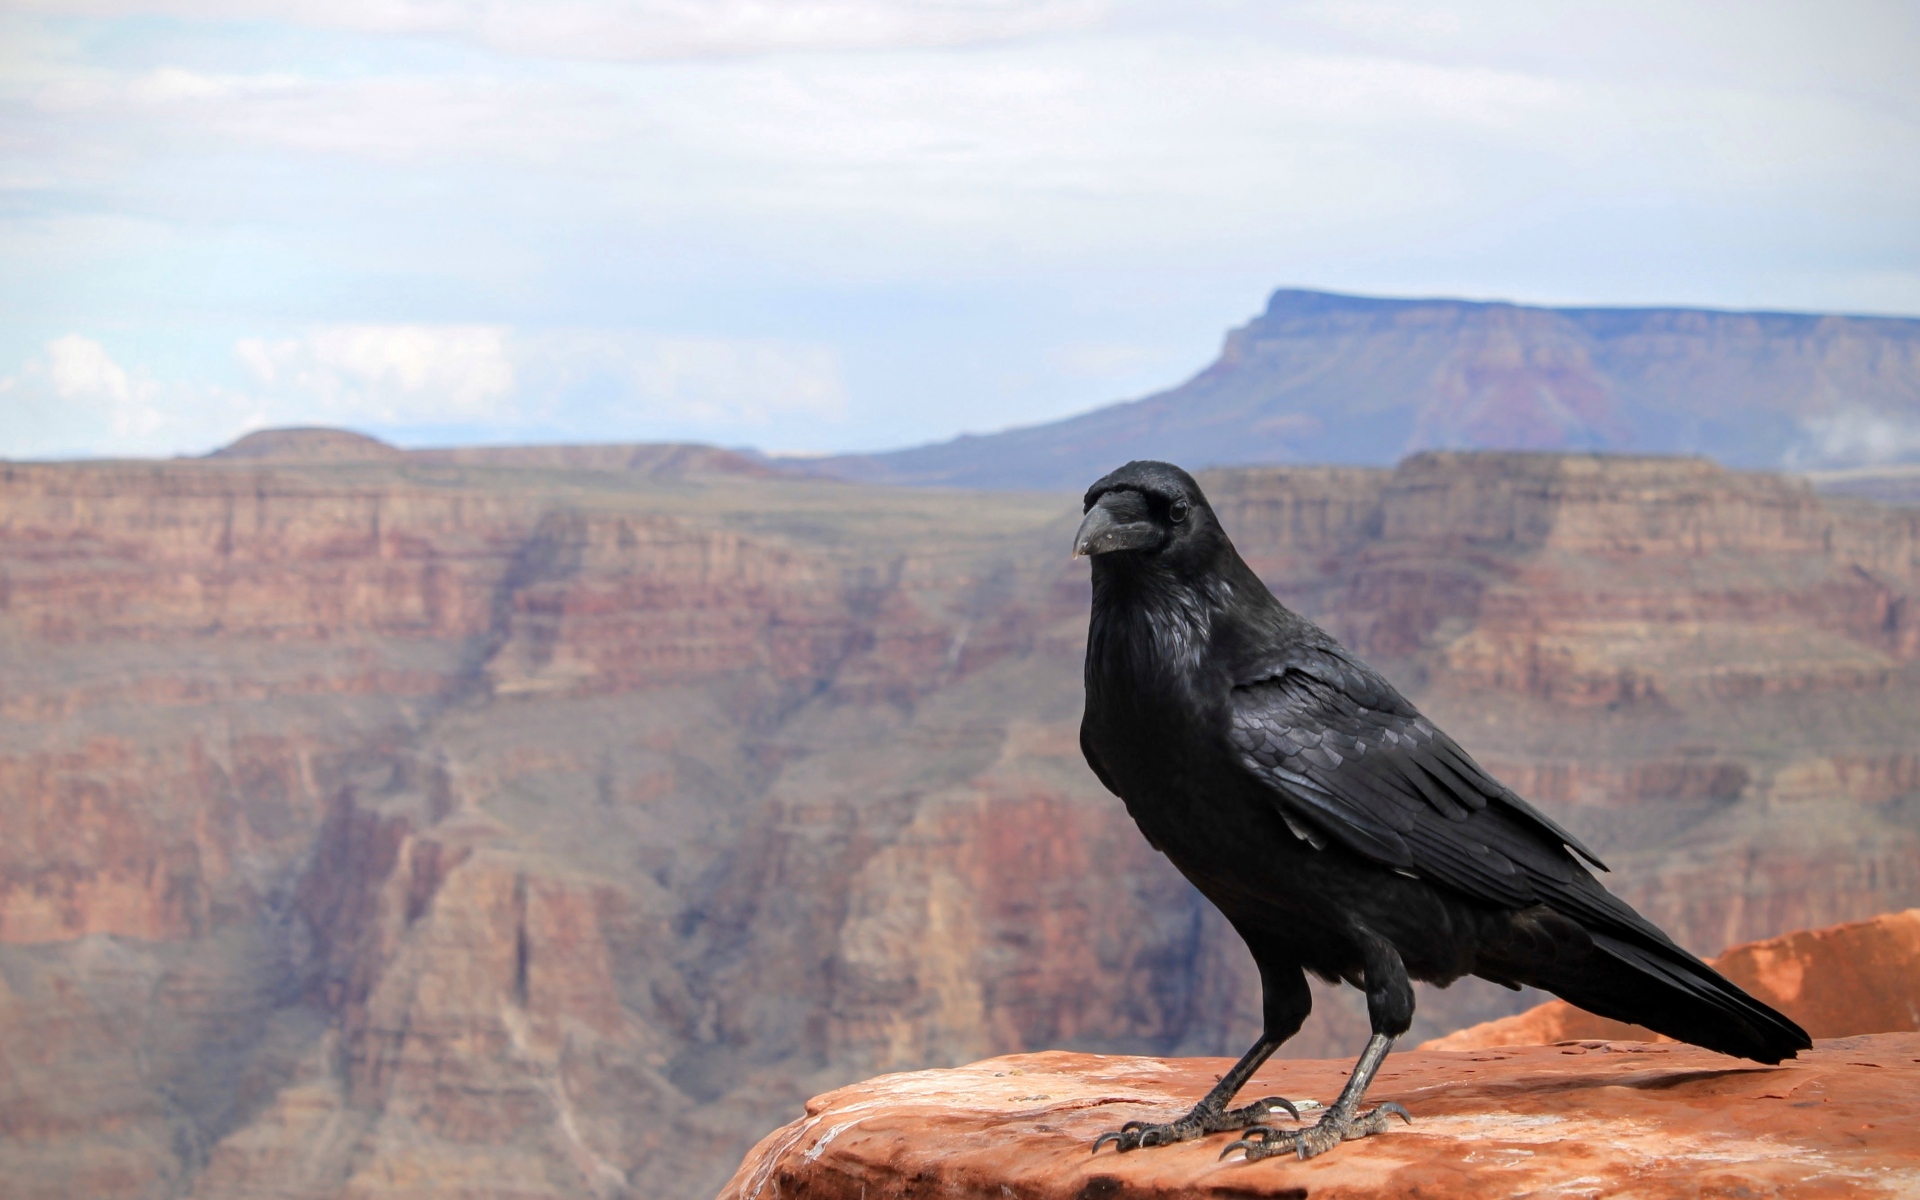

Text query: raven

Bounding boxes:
[1075,461,1810,1162]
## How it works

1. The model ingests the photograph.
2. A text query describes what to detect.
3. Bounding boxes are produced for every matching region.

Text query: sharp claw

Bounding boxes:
[1118,1120,1149,1133]
[1220,1126,1294,1162]
[1090,1132,1127,1155]
[1377,1101,1413,1125]
[1253,1095,1300,1121]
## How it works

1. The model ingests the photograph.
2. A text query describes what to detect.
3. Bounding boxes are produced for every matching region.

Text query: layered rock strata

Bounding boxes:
[810,290,1920,488]
[0,446,1917,1199]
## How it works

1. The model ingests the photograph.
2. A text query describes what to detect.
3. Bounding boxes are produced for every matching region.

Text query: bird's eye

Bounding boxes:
[1168,498,1190,523]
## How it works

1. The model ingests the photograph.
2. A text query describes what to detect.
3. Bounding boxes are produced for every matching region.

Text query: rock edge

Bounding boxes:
[720,1034,1920,1200]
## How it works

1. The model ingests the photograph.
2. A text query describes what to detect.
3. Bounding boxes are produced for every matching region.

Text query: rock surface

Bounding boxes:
[1427,908,1920,1051]
[1,447,1918,1198]
[720,1034,1920,1200]
[809,289,1920,488]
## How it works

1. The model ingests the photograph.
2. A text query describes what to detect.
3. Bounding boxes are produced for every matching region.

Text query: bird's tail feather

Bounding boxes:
[1540,930,1811,1064]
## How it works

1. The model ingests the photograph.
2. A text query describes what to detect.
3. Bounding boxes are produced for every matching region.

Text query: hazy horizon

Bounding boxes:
[5,1,1917,460]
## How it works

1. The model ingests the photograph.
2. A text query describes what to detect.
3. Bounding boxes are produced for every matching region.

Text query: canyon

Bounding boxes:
[0,435,1917,1199]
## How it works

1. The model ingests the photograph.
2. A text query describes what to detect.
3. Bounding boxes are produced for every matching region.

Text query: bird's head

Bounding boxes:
[1073,460,1226,572]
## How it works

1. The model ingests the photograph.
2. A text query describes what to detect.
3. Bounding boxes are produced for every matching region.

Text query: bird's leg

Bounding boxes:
[1223,936,1415,1162]
[1221,1032,1412,1161]
[1092,958,1311,1154]
[1090,1035,1301,1153]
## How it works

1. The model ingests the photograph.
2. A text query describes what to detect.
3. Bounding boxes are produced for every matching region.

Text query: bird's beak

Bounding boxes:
[1072,496,1159,558]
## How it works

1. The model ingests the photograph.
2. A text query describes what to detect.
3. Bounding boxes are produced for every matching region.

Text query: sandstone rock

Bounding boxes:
[720,1034,1920,1200]
[3,449,1919,1199]
[208,427,405,462]
[206,425,785,478]
[1425,908,1920,1052]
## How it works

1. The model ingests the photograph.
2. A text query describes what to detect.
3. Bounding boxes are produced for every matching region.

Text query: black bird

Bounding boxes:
[1075,461,1810,1162]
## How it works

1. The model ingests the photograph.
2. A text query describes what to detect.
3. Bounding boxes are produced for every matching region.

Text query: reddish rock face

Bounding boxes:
[1426,908,1920,1051]
[719,1034,1920,1200]
[805,293,1920,490]
[0,449,1917,1199]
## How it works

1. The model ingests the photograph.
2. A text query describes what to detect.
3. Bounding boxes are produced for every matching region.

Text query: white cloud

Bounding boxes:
[0,327,849,459]
[0,335,250,458]
[10,6,1913,262]
[34,333,175,443]
[3,1,1917,456]
[46,332,135,400]
[236,325,518,423]
[238,325,845,431]
[1797,410,1920,467]
[12,0,1108,60]
[517,331,848,427]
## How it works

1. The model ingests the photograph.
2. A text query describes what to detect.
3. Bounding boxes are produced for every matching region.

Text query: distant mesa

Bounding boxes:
[208,426,404,462]
[803,288,1920,490]
[1807,461,1920,507]
[408,441,786,479]
[207,427,788,479]
[199,285,1920,494]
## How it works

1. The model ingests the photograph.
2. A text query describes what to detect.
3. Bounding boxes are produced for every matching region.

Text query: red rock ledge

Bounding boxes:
[719,1034,1920,1200]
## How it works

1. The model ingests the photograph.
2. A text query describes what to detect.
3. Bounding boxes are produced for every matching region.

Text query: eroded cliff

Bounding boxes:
[0,447,1916,1199]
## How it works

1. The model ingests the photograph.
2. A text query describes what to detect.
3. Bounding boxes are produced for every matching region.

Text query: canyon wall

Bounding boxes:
[0,447,1916,1199]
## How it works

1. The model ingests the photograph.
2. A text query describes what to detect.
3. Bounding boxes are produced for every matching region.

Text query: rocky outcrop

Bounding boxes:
[1814,462,1920,507]
[719,1034,1920,1200]
[808,289,1920,489]
[1,447,1918,1199]
[405,442,782,478]
[1425,908,1920,1051]
[206,426,782,479]
[208,427,407,463]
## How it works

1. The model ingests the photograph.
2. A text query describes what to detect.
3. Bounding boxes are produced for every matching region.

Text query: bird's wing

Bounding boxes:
[1228,644,1608,910]
[1229,644,1809,1061]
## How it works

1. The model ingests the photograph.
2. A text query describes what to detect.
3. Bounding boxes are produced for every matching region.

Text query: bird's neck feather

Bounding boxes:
[1088,546,1276,697]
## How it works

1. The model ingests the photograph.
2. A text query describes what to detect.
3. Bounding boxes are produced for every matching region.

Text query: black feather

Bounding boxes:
[1078,460,1810,1067]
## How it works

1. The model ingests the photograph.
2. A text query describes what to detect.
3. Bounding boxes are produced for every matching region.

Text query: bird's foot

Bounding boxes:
[1220,1101,1411,1162]
[1090,1095,1301,1154]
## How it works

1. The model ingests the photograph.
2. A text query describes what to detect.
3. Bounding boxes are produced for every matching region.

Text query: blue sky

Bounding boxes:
[3,0,1917,459]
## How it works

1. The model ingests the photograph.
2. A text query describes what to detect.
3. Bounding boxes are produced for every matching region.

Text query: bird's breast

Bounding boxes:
[1083,670,1240,841]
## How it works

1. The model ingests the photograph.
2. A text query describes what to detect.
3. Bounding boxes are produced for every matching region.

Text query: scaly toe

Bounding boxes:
[1294,1124,1344,1159]
[1226,1095,1301,1125]
[1220,1126,1302,1162]
[1221,1102,1413,1163]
